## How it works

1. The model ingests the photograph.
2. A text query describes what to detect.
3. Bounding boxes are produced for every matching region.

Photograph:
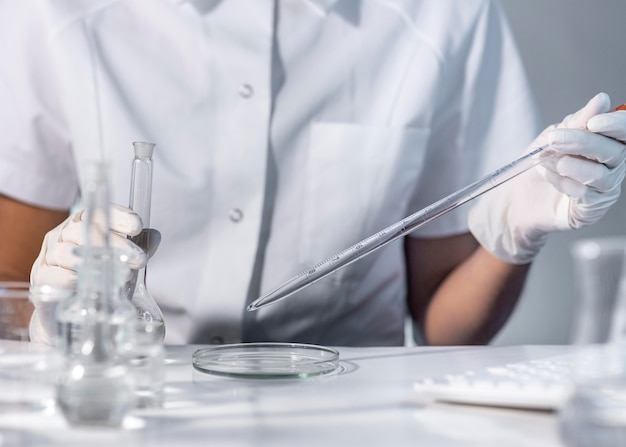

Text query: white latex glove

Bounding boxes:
[469,92,626,264]
[29,204,147,345]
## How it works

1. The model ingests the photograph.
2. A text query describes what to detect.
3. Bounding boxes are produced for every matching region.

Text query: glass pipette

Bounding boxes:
[247,145,551,311]
[249,102,626,311]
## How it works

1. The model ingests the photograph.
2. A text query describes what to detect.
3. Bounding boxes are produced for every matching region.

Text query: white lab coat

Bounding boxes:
[0,0,541,345]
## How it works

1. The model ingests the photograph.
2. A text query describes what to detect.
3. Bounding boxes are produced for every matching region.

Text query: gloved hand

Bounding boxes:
[29,204,147,345]
[469,92,626,264]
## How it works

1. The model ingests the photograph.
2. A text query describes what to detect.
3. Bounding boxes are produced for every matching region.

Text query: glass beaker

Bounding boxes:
[559,236,626,447]
[0,282,63,413]
[0,281,32,341]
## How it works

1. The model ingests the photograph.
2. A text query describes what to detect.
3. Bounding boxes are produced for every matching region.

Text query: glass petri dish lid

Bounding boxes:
[192,342,340,379]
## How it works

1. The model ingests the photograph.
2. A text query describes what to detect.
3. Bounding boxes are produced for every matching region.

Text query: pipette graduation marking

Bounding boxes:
[249,103,626,311]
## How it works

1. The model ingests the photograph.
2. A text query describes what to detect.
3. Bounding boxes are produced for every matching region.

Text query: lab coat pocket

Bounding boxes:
[300,123,430,278]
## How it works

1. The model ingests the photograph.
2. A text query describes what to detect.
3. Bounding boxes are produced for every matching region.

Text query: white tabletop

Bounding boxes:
[0,343,571,446]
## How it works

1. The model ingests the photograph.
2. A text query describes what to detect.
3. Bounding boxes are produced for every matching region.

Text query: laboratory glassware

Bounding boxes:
[127,141,165,340]
[0,283,63,412]
[0,282,32,341]
[249,100,626,312]
[192,342,339,379]
[560,237,626,446]
[125,141,165,408]
[248,144,551,311]
[56,162,136,427]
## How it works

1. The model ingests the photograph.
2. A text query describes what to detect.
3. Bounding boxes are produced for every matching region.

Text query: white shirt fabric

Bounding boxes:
[0,0,541,345]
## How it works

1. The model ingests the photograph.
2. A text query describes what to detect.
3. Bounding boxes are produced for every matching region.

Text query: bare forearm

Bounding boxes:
[423,247,530,345]
[0,194,68,281]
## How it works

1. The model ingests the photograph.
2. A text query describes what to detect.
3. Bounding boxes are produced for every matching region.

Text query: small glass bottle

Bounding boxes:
[55,162,136,427]
[125,141,165,408]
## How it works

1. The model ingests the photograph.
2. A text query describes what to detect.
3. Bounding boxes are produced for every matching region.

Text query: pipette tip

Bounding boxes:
[247,294,277,312]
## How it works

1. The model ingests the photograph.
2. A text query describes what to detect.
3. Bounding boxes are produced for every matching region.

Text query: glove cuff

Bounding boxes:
[468,174,571,264]
[469,203,547,264]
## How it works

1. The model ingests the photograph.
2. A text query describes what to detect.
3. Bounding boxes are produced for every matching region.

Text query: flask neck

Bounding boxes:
[135,265,147,287]
[129,157,153,228]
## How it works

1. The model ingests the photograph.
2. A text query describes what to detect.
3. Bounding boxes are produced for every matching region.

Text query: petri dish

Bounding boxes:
[192,342,340,379]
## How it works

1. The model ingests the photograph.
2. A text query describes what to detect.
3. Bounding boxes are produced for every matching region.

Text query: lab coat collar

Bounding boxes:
[171,0,340,17]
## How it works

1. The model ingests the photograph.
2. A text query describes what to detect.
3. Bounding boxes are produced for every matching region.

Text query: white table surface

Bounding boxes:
[0,343,573,446]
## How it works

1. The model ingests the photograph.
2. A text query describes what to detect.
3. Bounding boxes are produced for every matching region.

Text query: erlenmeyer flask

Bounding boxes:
[125,141,165,408]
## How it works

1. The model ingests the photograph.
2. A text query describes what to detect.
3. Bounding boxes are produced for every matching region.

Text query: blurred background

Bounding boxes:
[492,0,626,344]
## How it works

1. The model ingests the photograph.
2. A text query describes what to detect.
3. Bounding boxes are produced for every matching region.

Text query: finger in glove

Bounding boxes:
[559,92,611,130]
[587,110,626,142]
[109,203,144,236]
[58,208,147,269]
[547,128,626,169]
[34,265,78,289]
[540,162,625,199]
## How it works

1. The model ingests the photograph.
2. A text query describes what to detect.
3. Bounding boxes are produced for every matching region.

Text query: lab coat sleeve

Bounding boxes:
[406,0,543,238]
[0,3,78,210]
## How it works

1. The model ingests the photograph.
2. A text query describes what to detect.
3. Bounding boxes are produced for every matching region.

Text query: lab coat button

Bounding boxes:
[229,208,244,222]
[238,84,254,98]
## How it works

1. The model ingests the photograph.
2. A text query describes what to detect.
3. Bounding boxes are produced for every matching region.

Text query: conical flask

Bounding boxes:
[124,141,166,408]
[128,141,165,341]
